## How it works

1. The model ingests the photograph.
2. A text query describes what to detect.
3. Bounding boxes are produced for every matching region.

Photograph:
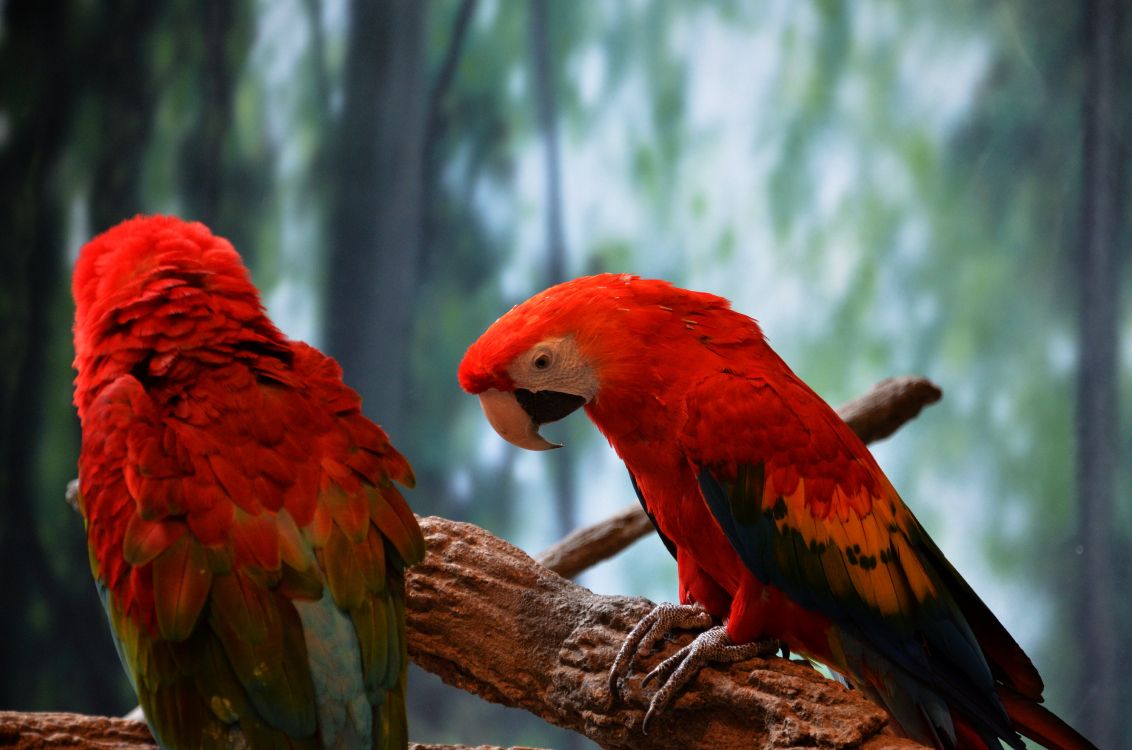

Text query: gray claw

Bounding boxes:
[607,603,714,703]
[638,627,779,734]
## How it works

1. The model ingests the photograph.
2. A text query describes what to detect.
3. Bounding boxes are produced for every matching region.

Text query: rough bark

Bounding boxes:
[26,524,926,749]
[0,516,924,749]
[408,518,924,749]
[0,712,157,750]
[47,376,937,747]
[826,376,943,446]
[0,711,536,750]
[536,376,943,579]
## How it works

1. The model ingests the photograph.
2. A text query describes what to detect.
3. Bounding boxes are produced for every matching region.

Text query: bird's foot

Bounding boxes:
[608,603,715,703]
[639,625,778,733]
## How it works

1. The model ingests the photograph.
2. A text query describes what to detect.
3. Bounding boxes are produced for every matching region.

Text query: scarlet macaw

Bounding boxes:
[72,216,424,749]
[457,273,1094,750]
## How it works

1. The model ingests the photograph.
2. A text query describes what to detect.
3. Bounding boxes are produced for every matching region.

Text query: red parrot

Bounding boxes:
[72,216,425,749]
[457,274,1095,750]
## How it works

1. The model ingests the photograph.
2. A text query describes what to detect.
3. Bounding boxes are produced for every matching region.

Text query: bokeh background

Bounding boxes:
[1,0,1128,747]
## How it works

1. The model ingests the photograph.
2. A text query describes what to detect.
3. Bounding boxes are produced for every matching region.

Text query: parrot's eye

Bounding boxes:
[533,352,552,370]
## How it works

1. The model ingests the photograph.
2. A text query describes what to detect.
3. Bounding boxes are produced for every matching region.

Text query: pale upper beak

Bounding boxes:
[477,388,587,451]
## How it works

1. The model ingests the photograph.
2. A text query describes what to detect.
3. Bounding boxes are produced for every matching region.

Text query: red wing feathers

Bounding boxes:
[679,368,1080,749]
[73,217,423,747]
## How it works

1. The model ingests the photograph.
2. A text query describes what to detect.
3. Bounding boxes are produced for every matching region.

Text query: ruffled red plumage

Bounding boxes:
[72,216,424,748]
[459,273,1095,750]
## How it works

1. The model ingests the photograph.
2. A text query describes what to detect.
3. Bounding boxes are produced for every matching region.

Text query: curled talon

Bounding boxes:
[459,276,1098,750]
[639,627,779,734]
[607,602,715,703]
[640,649,685,689]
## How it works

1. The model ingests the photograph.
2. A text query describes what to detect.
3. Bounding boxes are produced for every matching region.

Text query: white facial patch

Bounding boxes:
[508,336,598,400]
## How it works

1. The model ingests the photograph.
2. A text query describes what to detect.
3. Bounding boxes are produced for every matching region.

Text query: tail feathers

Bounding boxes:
[375,685,409,750]
[999,689,1098,750]
[951,712,1001,750]
[928,539,1045,701]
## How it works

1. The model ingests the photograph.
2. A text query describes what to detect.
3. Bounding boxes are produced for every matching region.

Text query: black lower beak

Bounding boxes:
[514,389,587,424]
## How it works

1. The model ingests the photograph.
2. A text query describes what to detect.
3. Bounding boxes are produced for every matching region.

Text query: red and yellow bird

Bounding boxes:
[73,216,424,749]
[458,273,1095,750]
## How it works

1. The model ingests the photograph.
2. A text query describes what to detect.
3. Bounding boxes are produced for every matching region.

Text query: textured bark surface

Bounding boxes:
[0,711,537,750]
[832,376,942,445]
[407,517,924,749]
[0,712,155,749]
[39,376,940,748]
[536,376,943,580]
[5,519,926,750]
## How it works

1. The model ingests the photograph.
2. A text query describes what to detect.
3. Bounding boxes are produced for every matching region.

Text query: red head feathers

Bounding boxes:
[72,215,286,419]
[457,273,764,450]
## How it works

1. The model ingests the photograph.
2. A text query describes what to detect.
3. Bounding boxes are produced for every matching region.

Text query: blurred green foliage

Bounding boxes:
[0,0,1127,747]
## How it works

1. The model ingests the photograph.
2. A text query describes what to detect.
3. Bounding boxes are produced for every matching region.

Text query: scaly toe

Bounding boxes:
[640,644,689,688]
[607,602,715,703]
[637,627,780,733]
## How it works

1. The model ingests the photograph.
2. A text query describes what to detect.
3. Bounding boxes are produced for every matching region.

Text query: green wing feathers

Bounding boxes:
[80,346,423,749]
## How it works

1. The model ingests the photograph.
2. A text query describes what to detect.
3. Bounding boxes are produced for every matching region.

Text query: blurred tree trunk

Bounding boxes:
[1073,0,1123,746]
[69,0,164,712]
[178,0,246,230]
[0,0,161,713]
[187,3,265,271]
[529,0,567,290]
[530,0,577,540]
[302,0,332,114]
[88,1,160,231]
[420,0,477,276]
[0,0,77,711]
[407,0,477,527]
[325,0,428,439]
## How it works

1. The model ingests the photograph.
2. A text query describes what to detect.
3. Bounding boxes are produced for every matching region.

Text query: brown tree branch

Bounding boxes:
[536,376,943,579]
[0,711,156,749]
[536,502,656,580]
[27,516,927,749]
[47,376,940,748]
[0,711,529,750]
[407,516,924,750]
[832,376,943,445]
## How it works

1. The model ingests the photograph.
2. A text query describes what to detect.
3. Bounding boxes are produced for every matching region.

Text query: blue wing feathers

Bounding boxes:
[696,465,1024,750]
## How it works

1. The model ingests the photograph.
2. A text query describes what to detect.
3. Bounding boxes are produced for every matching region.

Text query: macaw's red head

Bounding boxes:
[73,215,256,349]
[72,216,277,413]
[458,273,749,451]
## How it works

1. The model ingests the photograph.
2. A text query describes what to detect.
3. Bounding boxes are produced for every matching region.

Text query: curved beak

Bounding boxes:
[477,388,587,451]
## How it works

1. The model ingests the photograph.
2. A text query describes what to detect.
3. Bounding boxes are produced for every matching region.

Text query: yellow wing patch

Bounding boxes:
[768,474,938,618]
